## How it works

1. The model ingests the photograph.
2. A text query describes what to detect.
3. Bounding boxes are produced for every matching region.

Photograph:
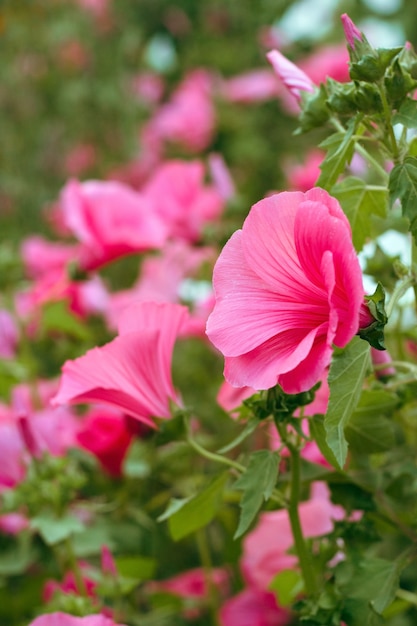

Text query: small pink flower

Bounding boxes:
[220,69,281,103]
[208,153,236,202]
[206,188,367,394]
[0,309,18,359]
[266,50,315,102]
[60,179,167,271]
[341,13,363,49]
[151,567,229,598]
[143,160,224,242]
[0,513,28,535]
[371,347,395,378]
[101,545,117,576]
[52,302,189,428]
[220,587,290,626]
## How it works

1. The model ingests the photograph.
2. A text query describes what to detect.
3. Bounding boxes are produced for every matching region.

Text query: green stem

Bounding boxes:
[386,275,416,319]
[288,444,318,597]
[378,80,400,163]
[196,529,220,626]
[396,588,417,607]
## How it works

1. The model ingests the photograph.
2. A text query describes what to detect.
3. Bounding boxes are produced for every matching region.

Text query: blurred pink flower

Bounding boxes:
[285,150,324,192]
[143,159,224,242]
[130,71,165,106]
[0,513,28,535]
[220,69,281,103]
[151,567,229,598]
[30,613,123,626]
[21,236,79,279]
[208,153,236,201]
[206,188,368,394]
[53,302,189,428]
[145,69,215,152]
[266,50,315,102]
[64,143,97,177]
[76,406,133,477]
[371,347,395,378]
[60,179,167,271]
[220,588,290,626]
[242,482,345,590]
[0,309,18,359]
[298,44,350,86]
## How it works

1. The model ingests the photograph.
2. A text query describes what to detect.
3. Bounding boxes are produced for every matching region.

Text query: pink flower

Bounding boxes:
[220,69,281,103]
[151,567,229,598]
[29,613,124,626]
[64,142,97,177]
[208,153,236,202]
[52,302,189,428]
[21,236,79,279]
[143,160,224,242]
[146,69,215,152]
[0,513,28,535]
[206,188,367,394]
[217,381,256,414]
[298,44,350,86]
[371,347,395,378]
[241,482,345,590]
[76,406,133,477]
[220,588,290,626]
[266,50,315,102]
[60,179,167,271]
[341,13,363,49]
[285,150,324,192]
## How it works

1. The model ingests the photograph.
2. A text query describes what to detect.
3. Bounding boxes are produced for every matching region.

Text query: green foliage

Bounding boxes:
[233,450,280,538]
[389,156,417,244]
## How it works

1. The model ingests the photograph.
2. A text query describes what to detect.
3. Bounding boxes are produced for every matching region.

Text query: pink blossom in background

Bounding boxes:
[76,406,133,477]
[21,236,79,279]
[298,44,350,86]
[285,150,324,192]
[143,160,224,242]
[0,404,26,488]
[208,153,236,201]
[217,381,256,414]
[0,513,28,535]
[145,69,215,152]
[371,347,395,378]
[266,50,315,102]
[130,71,165,106]
[53,301,189,428]
[242,482,345,590]
[0,309,18,359]
[43,565,97,604]
[219,69,281,103]
[60,179,167,271]
[105,241,213,330]
[150,567,229,598]
[29,613,123,626]
[206,188,367,394]
[220,587,290,626]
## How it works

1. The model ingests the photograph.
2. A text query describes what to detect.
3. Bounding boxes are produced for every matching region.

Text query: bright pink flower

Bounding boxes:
[52,302,189,428]
[60,179,167,271]
[0,309,18,359]
[266,50,315,102]
[21,236,79,279]
[146,69,215,152]
[341,13,363,49]
[101,545,117,576]
[76,406,133,477]
[220,588,290,626]
[241,482,345,590]
[29,613,123,626]
[143,160,224,242]
[152,567,229,598]
[43,563,97,603]
[206,188,367,394]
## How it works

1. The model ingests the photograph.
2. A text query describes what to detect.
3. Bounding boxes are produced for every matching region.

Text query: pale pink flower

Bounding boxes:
[29,613,124,626]
[220,69,281,103]
[145,69,215,152]
[266,50,315,102]
[0,309,18,359]
[60,179,167,271]
[52,302,189,428]
[241,482,345,590]
[220,588,290,626]
[206,188,367,394]
[143,160,224,242]
[341,13,363,49]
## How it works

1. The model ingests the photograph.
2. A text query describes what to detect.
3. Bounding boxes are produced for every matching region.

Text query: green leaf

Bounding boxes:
[31,512,84,546]
[345,390,398,454]
[317,124,356,190]
[159,472,228,541]
[116,555,156,580]
[269,569,304,606]
[392,98,417,128]
[233,450,280,538]
[325,338,370,468]
[41,300,90,340]
[309,414,340,469]
[332,177,387,251]
[389,156,417,243]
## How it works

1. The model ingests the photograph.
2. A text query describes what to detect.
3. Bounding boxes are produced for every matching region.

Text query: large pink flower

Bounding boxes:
[29,613,124,626]
[206,188,366,394]
[60,179,167,271]
[52,302,189,428]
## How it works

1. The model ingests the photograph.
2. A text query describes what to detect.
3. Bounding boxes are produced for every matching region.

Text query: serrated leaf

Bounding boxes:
[332,177,387,250]
[309,414,340,469]
[317,133,355,190]
[392,98,417,128]
[159,472,228,541]
[31,512,84,546]
[325,338,370,468]
[233,450,280,538]
[389,157,417,242]
[346,390,398,454]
